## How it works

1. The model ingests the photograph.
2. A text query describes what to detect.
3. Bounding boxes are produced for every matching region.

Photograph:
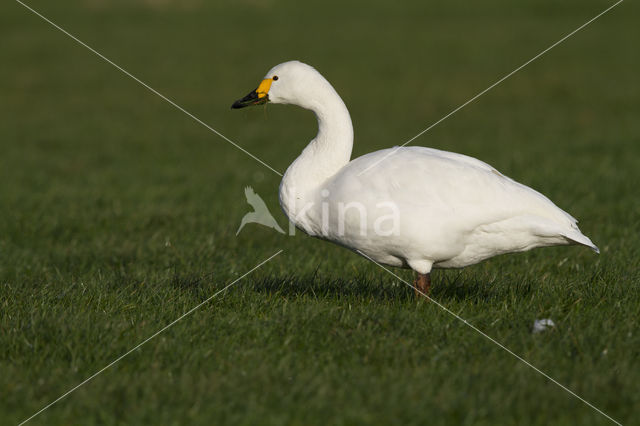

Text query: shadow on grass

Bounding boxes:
[247,271,512,304]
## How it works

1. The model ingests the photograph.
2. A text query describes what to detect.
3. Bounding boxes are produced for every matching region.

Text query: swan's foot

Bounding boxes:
[413,273,431,298]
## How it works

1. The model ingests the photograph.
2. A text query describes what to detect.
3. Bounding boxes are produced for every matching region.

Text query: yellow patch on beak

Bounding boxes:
[256,78,273,99]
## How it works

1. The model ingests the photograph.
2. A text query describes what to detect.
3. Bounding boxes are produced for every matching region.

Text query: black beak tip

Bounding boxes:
[231,89,261,110]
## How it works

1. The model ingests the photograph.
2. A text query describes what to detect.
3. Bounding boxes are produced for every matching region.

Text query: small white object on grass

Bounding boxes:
[532,318,556,333]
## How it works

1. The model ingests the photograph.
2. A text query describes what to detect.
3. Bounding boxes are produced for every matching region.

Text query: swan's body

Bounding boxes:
[233,61,597,284]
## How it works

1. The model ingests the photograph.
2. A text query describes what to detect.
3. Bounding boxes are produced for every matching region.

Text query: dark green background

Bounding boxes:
[1,0,638,424]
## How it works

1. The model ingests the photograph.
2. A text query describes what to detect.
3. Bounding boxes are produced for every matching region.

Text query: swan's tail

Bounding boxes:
[525,215,599,254]
[562,229,600,254]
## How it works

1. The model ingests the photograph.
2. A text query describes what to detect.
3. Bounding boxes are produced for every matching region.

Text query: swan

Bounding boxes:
[232,60,598,295]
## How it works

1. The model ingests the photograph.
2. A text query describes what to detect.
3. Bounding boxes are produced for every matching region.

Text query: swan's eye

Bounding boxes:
[273,76,279,81]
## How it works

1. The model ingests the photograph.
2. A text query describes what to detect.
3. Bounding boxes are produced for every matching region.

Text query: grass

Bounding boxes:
[1,0,639,424]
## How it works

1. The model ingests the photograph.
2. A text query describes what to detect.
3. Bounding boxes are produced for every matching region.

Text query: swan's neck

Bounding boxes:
[279,83,353,222]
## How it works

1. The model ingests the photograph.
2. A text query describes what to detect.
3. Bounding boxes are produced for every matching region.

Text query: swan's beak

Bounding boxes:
[231,78,273,109]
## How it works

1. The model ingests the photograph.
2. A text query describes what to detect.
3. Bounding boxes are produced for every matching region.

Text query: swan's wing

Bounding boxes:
[335,147,581,232]
[403,147,580,224]
[399,146,498,173]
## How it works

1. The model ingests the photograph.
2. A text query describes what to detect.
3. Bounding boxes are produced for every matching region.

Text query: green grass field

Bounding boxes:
[1,0,639,424]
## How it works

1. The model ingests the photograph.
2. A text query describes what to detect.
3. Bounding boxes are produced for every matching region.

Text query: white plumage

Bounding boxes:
[233,61,598,281]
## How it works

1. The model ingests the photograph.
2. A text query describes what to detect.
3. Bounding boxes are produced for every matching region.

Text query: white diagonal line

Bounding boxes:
[15,0,283,177]
[18,249,284,426]
[357,0,623,176]
[356,250,622,426]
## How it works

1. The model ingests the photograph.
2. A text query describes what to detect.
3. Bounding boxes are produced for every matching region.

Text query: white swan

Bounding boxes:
[232,61,598,294]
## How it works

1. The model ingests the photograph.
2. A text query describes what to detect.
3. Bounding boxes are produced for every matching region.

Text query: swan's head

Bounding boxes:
[231,61,325,109]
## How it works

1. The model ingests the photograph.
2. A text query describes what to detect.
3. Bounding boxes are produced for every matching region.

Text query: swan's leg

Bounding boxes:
[413,273,431,297]
[407,260,433,298]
